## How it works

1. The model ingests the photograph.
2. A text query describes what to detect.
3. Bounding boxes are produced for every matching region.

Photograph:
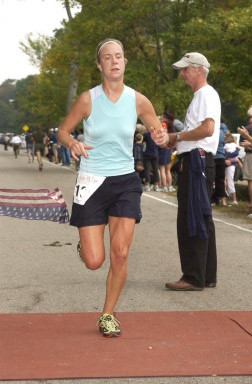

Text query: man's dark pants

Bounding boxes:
[177,152,217,288]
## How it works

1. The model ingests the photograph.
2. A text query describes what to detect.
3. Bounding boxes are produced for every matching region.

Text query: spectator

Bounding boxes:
[60,145,71,166]
[45,130,54,162]
[143,130,160,191]
[163,111,175,133]
[220,118,229,133]
[74,129,84,170]
[133,132,144,179]
[158,119,175,192]
[212,123,227,206]
[239,116,252,209]
[77,128,84,142]
[165,52,220,291]
[224,133,243,205]
[238,125,252,144]
[51,129,59,164]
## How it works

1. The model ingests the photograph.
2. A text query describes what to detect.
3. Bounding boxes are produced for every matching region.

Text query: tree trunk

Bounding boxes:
[63,0,80,113]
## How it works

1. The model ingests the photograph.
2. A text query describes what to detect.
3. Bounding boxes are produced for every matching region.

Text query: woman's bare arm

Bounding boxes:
[57,91,92,160]
[136,92,169,147]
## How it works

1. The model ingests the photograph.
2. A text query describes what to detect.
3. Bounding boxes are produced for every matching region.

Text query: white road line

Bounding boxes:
[212,217,252,233]
[143,193,252,234]
[143,193,178,208]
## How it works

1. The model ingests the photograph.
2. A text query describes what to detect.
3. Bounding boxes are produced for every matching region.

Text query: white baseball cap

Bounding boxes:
[173,52,210,69]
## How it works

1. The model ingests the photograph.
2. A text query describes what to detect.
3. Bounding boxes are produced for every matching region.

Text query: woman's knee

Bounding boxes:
[85,257,104,270]
[111,246,129,268]
[80,250,105,270]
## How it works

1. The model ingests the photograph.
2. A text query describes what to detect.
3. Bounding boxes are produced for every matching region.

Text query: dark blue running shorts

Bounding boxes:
[70,172,143,228]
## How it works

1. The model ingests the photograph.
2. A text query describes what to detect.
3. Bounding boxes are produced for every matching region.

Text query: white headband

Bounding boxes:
[97,41,123,56]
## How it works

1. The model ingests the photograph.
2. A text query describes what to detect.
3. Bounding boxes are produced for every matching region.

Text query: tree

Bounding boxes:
[12,0,252,129]
[177,4,252,125]
[0,79,24,133]
[14,74,67,129]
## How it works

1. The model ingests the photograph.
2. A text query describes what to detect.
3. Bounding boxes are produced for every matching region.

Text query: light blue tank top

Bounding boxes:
[79,84,137,177]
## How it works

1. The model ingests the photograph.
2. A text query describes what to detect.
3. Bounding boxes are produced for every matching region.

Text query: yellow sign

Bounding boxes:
[22,125,29,132]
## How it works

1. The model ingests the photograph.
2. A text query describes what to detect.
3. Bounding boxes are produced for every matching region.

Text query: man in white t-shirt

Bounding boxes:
[11,135,22,158]
[165,52,221,291]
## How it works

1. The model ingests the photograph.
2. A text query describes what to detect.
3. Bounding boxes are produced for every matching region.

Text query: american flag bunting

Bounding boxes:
[0,188,69,223]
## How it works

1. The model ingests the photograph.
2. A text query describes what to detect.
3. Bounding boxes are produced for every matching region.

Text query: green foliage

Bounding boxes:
[0,80,24,133]
[1,0,251,132]
[20,33,51,67]
[177,4,252,126]
[0,100,21,133]
[17,74,67,128]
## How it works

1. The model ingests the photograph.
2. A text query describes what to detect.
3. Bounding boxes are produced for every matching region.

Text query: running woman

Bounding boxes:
[57,38,168,337]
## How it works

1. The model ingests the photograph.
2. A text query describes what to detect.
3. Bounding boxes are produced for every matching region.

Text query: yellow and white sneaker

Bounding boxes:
[97,313,122,337]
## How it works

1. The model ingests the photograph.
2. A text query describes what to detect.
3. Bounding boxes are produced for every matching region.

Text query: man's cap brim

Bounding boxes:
[172,59,190,69]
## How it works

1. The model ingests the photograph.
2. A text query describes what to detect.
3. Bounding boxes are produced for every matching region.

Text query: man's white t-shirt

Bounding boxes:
[11,136,22,144]
[176,84,221,155]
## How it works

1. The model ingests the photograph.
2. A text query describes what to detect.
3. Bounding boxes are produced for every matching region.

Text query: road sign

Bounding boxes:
[22,125,29,132]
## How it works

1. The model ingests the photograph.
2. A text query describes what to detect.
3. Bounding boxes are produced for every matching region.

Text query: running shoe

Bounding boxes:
[168,186,176,192]
[97,313,122,337]
[77,241,84,263]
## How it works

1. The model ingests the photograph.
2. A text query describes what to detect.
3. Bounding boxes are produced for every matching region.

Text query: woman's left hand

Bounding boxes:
[149,127,169,147]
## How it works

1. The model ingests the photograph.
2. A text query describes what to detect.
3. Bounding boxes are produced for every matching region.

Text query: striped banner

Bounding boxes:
[0,188,69,223]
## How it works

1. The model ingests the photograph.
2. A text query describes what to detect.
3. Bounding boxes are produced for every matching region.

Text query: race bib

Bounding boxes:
[73,172,106,205]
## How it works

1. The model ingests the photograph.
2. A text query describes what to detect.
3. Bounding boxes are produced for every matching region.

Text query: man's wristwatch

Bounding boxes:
[175,133,181,142]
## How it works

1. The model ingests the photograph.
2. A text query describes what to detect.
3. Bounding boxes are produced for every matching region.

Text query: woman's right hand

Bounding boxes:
[69,139,92,161]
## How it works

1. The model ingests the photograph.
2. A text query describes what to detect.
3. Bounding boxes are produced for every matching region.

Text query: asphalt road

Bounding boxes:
[0,145,251,384]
